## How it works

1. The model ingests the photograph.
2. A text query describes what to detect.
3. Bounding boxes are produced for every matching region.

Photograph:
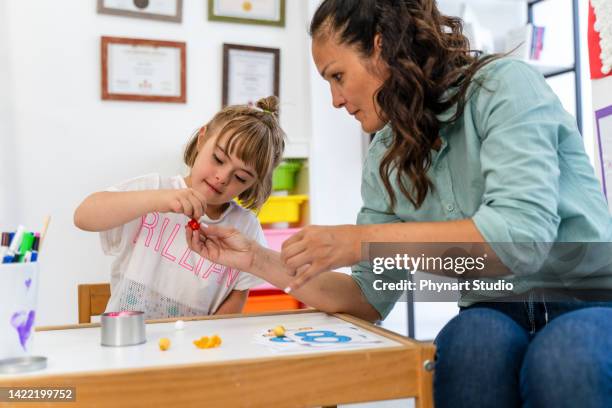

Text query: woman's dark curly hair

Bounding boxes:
[310,0,502,209]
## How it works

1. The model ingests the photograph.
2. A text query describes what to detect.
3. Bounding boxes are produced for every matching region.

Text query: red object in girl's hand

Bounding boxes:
[187,218,200,231]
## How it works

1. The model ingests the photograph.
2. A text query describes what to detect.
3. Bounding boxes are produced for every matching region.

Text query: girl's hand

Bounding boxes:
[186,224,255,272]
[156,189,207,220]
[280,225,362,292]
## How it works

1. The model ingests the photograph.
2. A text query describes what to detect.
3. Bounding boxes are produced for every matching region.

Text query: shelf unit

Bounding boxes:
[528,0,582,133]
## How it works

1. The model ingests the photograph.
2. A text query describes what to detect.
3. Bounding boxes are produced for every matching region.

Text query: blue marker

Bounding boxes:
[3,225,25,264]
[27,234,40,262]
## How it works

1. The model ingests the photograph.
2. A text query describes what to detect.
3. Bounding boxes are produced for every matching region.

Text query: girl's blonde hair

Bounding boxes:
[184,96,286,210]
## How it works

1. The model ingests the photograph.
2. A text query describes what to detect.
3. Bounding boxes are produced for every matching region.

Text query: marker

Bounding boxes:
[3,226,25,264]
[0,232,9,260]
[1,232,9,247]
[29,234,40,262]
[18,233,35,263]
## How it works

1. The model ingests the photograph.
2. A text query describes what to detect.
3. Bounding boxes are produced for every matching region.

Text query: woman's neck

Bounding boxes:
[432,137,442,151]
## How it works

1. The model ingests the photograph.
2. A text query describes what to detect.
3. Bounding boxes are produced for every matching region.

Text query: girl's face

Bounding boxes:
[187,129,257,214]
[312,33,388,133]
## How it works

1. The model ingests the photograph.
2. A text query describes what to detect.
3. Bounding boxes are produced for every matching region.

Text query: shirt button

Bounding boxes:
[446,204,455,212]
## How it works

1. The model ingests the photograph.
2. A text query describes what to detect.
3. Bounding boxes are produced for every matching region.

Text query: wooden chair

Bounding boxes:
[78,283,111,323]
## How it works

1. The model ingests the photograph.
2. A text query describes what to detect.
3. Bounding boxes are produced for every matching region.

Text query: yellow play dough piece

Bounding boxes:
[193,336,209,349]
[272,325,286,337]
[210,334,222,347]
[158,337,171,351]
[242,1,252,12]
[193,335,222,349]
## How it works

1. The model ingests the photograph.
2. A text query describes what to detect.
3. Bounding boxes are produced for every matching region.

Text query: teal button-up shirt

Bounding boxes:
[352,58,612,319]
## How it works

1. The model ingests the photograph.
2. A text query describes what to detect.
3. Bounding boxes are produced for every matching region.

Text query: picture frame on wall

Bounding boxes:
[222,43,280,107]
[101,36,186,103]
[209,0,285,27]
[97,0,183,23]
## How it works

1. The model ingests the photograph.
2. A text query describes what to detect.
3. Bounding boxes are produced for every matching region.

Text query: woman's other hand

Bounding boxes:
[280,225,362,292]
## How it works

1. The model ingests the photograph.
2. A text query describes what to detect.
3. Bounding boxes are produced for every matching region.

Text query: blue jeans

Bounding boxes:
[433,296,612,408]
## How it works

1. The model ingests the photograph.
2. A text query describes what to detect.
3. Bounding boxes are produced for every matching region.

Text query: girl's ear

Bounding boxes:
[196,126,207,149]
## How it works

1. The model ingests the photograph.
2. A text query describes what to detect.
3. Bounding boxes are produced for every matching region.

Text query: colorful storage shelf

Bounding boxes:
[246,228,303,312]
[257,195,308,224]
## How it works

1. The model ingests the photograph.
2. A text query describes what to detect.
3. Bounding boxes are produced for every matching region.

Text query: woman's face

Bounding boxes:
[312,34,388,133]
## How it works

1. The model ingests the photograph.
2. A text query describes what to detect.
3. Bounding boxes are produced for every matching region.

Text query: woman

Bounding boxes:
[188,1,612,406]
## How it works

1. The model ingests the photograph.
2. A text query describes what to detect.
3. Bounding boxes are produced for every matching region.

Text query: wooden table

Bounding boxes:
[0,310,435,408]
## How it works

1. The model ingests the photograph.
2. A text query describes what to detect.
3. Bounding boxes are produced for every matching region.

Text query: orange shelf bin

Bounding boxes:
[244,289,302,314]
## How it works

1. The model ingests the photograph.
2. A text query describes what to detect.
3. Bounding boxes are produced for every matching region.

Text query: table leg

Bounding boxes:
[415,342,436,408]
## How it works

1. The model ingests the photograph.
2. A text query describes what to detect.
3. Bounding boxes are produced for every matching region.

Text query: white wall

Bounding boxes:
[306,0,364,227]
[0,0,20,224]
[0,0,315,326]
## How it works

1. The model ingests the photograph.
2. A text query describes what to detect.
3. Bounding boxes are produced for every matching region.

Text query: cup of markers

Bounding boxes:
[1,226,39,264]
[0,226,45,373]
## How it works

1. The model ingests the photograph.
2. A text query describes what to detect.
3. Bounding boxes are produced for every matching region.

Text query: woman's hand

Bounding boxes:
[156,189,207,220]
[186,224,256,272]
[280,225,363,292]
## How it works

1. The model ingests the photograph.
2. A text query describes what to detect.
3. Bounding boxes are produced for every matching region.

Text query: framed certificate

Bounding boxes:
[209,0,285,27]
[97,0,183,23]
[222,44,280,107]
[101,36,186,103]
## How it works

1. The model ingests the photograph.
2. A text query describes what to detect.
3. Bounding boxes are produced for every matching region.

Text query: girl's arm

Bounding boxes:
[74,191,161,232]
[74,189,207,232]
[214,289,249,315]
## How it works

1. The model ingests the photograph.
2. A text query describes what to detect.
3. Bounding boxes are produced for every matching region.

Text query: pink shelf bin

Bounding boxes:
[251,228,301,292]
[263,228,301,251]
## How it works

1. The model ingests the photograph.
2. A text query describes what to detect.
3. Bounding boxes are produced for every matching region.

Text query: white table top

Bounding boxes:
[2,312,403,378]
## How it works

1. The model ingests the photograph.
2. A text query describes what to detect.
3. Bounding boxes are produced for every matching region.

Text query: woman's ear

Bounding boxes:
[374,33,383,52]
[372,33,389,79]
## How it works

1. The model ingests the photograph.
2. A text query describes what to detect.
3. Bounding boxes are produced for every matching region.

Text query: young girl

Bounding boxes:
[74,96,285,319]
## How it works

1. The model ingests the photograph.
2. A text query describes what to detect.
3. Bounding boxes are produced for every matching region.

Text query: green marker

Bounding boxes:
[18,232,35,263]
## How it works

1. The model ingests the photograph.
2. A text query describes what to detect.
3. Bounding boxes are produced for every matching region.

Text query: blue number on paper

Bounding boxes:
[270,336,293,343]
[295,330,351,343]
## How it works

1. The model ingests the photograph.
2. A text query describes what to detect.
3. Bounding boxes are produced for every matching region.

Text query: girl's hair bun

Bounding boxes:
[256,95,280,115]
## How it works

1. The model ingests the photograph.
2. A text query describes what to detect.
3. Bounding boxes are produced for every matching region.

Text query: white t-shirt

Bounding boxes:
[100,173,266,319]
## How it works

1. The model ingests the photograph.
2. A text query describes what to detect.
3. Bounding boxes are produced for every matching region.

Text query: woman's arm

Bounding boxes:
[74,189,207,232]
[186,226,382,322]
[280,219,509,291]
[361,218,485,243]
[252,246,381,322]
[214,289,249,315]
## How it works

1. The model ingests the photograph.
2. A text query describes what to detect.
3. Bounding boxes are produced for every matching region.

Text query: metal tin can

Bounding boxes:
[100,311,146,347]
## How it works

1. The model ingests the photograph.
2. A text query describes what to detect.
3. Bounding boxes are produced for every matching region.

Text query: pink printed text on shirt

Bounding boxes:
[131,213,239,288]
